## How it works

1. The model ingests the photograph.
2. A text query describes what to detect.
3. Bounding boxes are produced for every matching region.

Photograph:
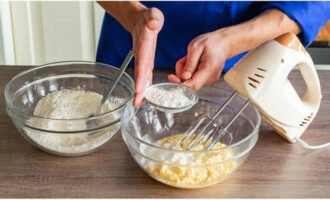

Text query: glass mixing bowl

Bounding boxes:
[5,61,134,156]
[121,87,260,189]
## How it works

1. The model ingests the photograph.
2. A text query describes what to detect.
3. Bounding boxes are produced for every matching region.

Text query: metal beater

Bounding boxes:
[177,91,250,150]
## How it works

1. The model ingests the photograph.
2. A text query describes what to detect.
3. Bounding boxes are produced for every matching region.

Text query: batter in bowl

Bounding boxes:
[142,134,236,188]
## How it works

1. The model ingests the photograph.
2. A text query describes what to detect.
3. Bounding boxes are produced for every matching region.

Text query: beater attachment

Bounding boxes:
[176,91,250,150]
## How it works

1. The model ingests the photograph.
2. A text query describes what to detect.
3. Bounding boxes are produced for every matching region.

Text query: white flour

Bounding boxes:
[145,86,194,108]
[25,89,124,155]
[34,89,107,119]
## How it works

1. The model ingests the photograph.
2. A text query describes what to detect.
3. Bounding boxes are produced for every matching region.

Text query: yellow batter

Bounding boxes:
[144,134,235,188]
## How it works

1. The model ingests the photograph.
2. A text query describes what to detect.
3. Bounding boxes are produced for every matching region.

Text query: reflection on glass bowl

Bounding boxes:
[5,61,134,156]
[121,87,260,189]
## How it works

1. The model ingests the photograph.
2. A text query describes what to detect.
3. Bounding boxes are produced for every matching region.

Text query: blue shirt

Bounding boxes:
[96,1,330,72]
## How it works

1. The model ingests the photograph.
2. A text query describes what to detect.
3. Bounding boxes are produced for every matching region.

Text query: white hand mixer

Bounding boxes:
[178,32,329,150]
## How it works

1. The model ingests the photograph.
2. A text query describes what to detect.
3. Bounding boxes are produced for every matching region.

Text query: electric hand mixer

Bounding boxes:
[178,32,329,150]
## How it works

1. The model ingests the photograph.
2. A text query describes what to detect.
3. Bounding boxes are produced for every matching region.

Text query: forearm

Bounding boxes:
[97,1,147,32]
[218,9,301,59]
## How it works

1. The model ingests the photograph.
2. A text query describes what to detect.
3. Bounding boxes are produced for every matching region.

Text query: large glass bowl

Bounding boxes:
[5,61,134,156]
[121,87,260,189]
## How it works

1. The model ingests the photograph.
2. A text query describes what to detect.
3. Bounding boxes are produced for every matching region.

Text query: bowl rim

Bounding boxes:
[126,133,257,166]
[121,90,261,153]
[4,60,135,121]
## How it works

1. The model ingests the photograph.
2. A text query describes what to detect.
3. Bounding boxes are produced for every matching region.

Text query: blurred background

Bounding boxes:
[0,1,103,65]
[0,1,329,67]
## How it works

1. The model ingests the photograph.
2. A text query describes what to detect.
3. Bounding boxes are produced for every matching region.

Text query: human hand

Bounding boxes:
[130,7,164,107]
[168,30,228,90]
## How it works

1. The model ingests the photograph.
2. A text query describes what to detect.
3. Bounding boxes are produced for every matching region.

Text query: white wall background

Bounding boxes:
[0,18,5,64]
[0,1,104,65]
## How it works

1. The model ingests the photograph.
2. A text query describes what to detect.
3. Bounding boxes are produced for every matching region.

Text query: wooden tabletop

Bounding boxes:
[0,65,329,198]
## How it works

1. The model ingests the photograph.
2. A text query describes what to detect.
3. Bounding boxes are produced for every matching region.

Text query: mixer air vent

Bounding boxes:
[248,67,267,89]
[299,112,313,127]
[249,83,257,88]
[254,74,265,78]
[248,77,260,84]
[257,67,267,72]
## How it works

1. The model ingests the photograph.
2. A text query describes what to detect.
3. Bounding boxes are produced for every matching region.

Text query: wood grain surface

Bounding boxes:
[0,66,329,198]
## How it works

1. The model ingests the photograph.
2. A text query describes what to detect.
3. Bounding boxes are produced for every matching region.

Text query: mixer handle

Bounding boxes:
[297,59,322,108]
[275,33,322,108]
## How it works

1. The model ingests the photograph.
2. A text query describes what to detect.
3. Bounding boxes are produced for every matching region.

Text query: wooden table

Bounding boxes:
[0,66,329,198]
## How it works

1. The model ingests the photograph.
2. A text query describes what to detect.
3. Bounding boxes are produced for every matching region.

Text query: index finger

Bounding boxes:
[133,34,158,107]
[134,37,155,94]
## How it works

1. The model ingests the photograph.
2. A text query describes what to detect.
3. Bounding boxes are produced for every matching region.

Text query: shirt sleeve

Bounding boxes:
[259,1,330,47]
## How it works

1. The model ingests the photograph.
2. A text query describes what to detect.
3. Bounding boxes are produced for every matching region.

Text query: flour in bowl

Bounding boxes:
[34,89,108,119]
[25,89,124,155]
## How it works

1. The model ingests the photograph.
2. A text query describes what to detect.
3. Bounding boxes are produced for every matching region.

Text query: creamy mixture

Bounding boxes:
[141,134,235,188]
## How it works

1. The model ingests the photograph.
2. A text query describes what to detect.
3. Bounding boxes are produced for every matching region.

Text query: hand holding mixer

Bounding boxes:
[177,32,329,150]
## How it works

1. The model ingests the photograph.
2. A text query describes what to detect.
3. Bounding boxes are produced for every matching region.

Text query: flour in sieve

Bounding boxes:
[145,86,194,108]
[25,89,124,155]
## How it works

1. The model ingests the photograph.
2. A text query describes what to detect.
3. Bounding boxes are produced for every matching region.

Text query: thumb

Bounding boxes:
[183,62,211,91]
